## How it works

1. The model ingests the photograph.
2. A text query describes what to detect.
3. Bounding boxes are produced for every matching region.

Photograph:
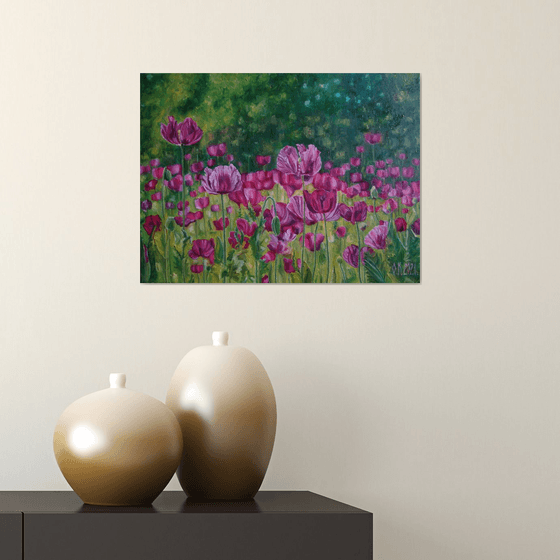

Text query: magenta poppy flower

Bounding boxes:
[261,275,270,283]
[382,199,398,214]
[150,159,160,167]
[283,258,296,274]
[183,174,193,187]
[375,161,386,169]
[276,144,322,185]
[256,155,271,166]
[324,161,333,171]
[184,153,192,161]
[152,167,164,180]
[143,244,149,263]
[190,161,204,173]
[237,218,257,238]
[377,169,388,179]
[177,201,189,211]
[395,217,407,232]
[364,223,389,250]
[364,132,382,144]
[151,192,162,201]
[303,189,337,215]
[336,226,347,238]
[213,217,230,231]
[389,167,400,178]
[398,153,407,160]
[313,173,339,191]
[365,165,375,174]
[207,143,227,157]
[188,238,215,265]
[339,201,368,224]
[356,146,364,154]
[191,264,204,274]
[160,116,203,146]
[141,200,152,211]
[195,196,209,210]
[226,154,234,162]
[350,157,361,167]
[350,172,362,183]
[165,176,183,192]
[211,204,220,212]
[412,158,420,166]
[402,208,409,214]
[165,202,175,210]
[207,159,216,167]
[144,179,158,191]
[412,219,420,235]
[402,195,414,207]
[143,215,162,236]
[402,167,414,178]
[300,232,325,252]
[141,165,151,175]
[167,164,182,175]
[386,159,393,165]
[343,244,372,268]
[201,165,242,195]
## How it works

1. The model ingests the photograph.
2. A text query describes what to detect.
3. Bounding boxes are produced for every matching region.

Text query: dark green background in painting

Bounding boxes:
[141,73,420,170]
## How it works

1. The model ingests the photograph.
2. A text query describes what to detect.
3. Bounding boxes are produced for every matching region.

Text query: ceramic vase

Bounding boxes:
[166,332,277,500]
[53,373,183,506]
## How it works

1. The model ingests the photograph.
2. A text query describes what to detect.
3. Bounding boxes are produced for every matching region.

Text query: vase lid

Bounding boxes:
[212,331,229,346]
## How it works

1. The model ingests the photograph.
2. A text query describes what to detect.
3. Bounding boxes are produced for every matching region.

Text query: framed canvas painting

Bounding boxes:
[140,73,420,283]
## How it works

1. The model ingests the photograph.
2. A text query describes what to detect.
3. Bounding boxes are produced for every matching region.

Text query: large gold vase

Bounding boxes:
[166,332,277,500]
[53,373,183,506]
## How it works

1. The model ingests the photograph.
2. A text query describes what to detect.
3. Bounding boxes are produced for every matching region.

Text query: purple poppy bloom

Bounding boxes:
[188,238,215,265]
[300,232,325,252]
[403,167,414,178]
[336,226,347,238]
[339,201,368,224]
[402,195,414,207]
[144,179,158,191]
[201,165,242,195]
[141,165,151,175]
[412,219,420,235]
[276,144,322,185]
[356,146,364,154]
[211,204,220,212]
[184,153,192,161]
[195,196,210,210]
[160,116,203,146]
[151,192,162,201]
[283,258,296,274]
[365,165,375,174]
[398,153,407,160]
[412,158,420,166]
[166,201,175,210]
[303,189,337,215]
[364,223,389,250]
[350,157,361,167]
[152,167,164,180]
[350,172,362,183]
[207,159,216,167]
[364,132,382,144]
[150,159,160,167]
[191,161,204,173]
[382,199,398,214]
[343,244,373,268]
[324,160,333,171]
[256,155,271,166]
[207,143,227,157]
[395,217,407,232]
[237,218,257,237]
[213,217,230,231]
[167,164,182,175]
[226,154,234,162]
[141,200,152,211]
[389,167,400,178]
[375,160,386,169]
[143,214,162,236]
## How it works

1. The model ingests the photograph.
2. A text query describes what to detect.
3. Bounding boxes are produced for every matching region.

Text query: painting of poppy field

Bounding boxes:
[141,73,420,283]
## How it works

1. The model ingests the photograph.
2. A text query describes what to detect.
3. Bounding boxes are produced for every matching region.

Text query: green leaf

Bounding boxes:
[363,253,385,283]
[301,262,313,283]
[272,217,281,235]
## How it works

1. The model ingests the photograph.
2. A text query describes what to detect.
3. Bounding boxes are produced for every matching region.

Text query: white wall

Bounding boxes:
[1,0,559,558]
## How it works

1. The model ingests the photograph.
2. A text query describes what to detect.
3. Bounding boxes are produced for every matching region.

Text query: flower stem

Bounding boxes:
[301,180,306,274]
[356,222,363,283]
[323,214,330,283]
[312,223,319,281]
[161,180,169,282]
[221,194,227,283]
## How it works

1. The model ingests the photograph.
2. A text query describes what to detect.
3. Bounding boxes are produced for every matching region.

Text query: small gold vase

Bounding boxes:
[53,373,183,506]
[166,332,277,500]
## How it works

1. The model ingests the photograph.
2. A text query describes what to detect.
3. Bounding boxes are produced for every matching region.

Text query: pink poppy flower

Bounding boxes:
[226,154,234,162]
[167,164,182,175]
[207,143,227,157]
[367,205,375,212]
[143,244,149,263]
[276,144,322,185]
[213,217,230,231]
[177,201,189,211]
[395,217,407,232]
[412,158,420,166]
[195,196,210,210]
[150,159,160,167]
[237,218,257,237]
[403,167,414,178]
[339,201,368,224]
[412,219,420,235]
[377,169,388,178]
[386,158,393,165]
[191,264,204,274]
[152,167,164,180]
[283,258,296,274]
[336,226,347,237]
[383,199,398,214]
[350,172,362,183]
[324,161,333,170]
[184,174,194,187]
[303,189,337,215]
[364,132,382,144]
[141,165,151,175]
[389,167,400,178]
[261,275,270,283]
[402,195,414,207]
[151,192,162,201]
[356,146,364,153]
[190,161,204,173]
[207,159,216,167]
[165,176,183,192]
[188,238,215,265]
[364,223,389,250]
[143,215,162,236]
[300,232,325,252]
[184,153,192,161]
[256,155,271,166]
[350,157,361,167]
[165,202,175,210]
[343,244,373,268]
[402,208,409,214]
[160,116,203,146]
[141,200,152,211]
[201,165,242,195]
[365,165,375,174]
[398,153,407,160]
[211,204,220,212]
[144,179,158,191]
[313,173,339,191]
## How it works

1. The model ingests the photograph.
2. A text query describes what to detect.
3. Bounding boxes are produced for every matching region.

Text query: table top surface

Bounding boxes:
[0,491,370,514]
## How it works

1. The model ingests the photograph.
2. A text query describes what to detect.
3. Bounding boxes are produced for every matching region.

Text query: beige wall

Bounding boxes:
[1,0,559,558]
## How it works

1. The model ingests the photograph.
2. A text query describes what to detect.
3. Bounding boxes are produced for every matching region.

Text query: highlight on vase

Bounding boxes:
[140,73,420,283]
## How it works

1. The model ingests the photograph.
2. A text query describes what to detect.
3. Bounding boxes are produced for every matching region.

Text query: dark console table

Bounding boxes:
[0,491,372,559]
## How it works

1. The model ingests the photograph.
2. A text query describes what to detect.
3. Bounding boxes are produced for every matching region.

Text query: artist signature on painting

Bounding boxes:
[391,262,419,276]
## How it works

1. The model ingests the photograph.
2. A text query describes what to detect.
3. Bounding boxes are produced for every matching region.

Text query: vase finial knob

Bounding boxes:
[212,332,229,346]
[109,373,126,388]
